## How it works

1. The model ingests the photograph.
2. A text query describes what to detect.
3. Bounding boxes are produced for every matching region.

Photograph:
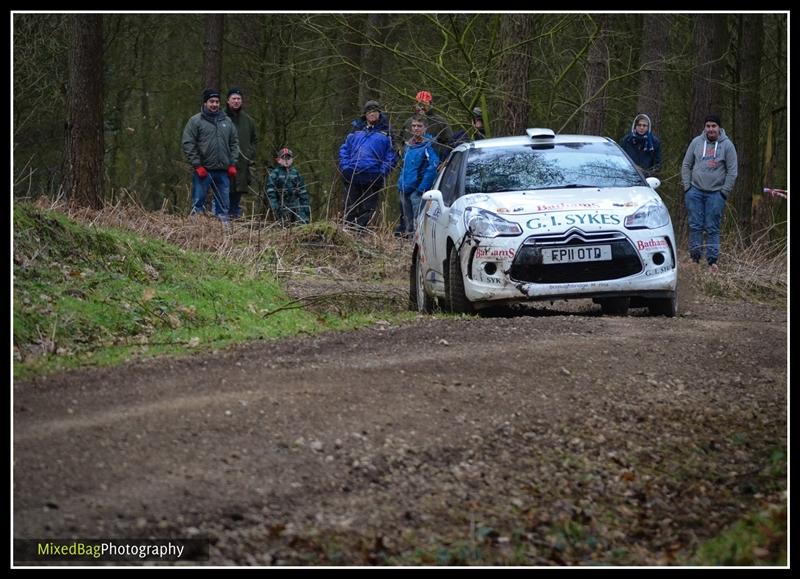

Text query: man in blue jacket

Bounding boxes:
[398,114,440,236]
[339,100,398,227]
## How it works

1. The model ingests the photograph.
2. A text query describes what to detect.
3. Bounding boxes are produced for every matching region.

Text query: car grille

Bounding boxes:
[509,229,642,283]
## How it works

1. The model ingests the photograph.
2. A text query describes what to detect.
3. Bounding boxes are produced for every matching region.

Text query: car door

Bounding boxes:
[422,151,464,288]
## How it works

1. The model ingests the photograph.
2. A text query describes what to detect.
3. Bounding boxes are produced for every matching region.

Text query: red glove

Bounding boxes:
[195,166,208,179]
[227,165,237,178]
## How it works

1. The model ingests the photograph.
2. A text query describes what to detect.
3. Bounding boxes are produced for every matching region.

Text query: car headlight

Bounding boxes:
[624,200,670,229]
[464,207,523,237]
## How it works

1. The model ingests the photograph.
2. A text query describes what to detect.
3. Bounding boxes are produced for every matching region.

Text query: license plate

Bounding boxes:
[542,245,612,264]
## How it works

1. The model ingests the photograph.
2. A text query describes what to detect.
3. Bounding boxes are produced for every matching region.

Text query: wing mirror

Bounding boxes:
[421,190,444,205]
[646,177,661,189]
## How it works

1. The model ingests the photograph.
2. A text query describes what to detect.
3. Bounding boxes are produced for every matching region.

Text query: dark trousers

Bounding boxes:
[229,190,247,218]
[343,175,384,227]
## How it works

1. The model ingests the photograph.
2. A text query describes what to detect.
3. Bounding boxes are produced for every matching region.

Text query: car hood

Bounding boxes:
[463,187,661,216]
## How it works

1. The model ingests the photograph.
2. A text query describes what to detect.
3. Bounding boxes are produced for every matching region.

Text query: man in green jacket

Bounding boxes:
[225,87,259,219]
[181,88,240,221]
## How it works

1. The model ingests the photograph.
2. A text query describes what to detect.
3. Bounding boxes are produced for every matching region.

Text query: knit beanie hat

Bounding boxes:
[363,100,381,113]
[704,114,722,126]
[227,87,243,98]
[202,88,221,103]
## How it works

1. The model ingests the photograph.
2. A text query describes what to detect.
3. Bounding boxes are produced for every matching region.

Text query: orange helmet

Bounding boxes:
[415,90,433,104]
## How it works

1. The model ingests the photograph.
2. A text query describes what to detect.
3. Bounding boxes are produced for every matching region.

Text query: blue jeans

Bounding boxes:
[399,189,422,234]
[191,170,230,220]
[684,186,727,265]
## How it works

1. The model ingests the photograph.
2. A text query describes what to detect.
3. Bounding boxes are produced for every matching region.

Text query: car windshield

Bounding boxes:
[463,141,644,194]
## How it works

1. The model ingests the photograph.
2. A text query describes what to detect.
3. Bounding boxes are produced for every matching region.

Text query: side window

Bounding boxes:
[439,151,464,206]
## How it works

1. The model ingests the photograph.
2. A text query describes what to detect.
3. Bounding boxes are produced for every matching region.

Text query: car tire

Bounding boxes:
[446,248,475,314]
[599,297,629,316]
[410,248,435,313]
[648,294,677,317]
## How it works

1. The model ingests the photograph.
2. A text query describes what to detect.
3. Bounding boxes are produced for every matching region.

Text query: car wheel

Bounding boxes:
[410,248,435,313]
[599,297,629,316]
[446,247,475,314]
[648,294,677,317]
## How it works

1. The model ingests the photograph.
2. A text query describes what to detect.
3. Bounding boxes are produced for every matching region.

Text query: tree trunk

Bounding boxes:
[332,16,364,216]
[358,14,386,107]
[580,16,609,136]
[202,14,224,91]
[63,14,104,209]
[676,14,730,234]
[734,13,763,242]
[636,14,670,132]
[689,14,728,140]
[331,16,363,136]
[494,14,534,136]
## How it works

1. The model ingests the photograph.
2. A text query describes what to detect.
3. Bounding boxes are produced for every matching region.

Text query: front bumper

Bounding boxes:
[461,229,677,305]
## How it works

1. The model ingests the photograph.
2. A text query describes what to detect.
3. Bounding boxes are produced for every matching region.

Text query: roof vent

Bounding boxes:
[526,128,555,141]
[526,128,555,149]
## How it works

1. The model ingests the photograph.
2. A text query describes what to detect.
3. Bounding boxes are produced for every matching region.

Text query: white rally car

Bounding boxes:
[410,129,677,316]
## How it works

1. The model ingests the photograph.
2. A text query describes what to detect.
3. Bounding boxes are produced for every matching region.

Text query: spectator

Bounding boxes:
[681,114,738,272]
[451,106,486,147]
[402,90,453,161]
[338,100,398,228]
[225,87,259,219]
[181,88,240,221]
[265,147,310,225]
[398,114,440,236]
[395,91,452,235]
[619,113,662,177]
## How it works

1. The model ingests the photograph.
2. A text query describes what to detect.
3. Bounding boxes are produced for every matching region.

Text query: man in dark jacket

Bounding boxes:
[338,100,398,227]
[451,107,486,147]
[225,87,259,219]
[181,88,240,221]
[619,113,661,177]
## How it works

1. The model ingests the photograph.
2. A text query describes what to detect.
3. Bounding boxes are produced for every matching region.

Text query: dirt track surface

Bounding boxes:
[13,283,787,566]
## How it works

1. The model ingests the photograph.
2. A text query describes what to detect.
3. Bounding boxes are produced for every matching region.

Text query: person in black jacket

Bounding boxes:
[451,107,486,147]
[225,87,259,219]
[619,113,661,177]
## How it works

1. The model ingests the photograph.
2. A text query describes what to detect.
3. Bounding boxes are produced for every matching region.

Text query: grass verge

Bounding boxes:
[13,202,414,379]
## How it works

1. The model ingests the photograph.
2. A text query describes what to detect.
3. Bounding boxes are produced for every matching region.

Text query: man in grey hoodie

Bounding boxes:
[681,114,738,271]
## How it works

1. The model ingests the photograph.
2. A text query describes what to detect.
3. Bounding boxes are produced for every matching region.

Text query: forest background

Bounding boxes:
[12,11,788,242]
